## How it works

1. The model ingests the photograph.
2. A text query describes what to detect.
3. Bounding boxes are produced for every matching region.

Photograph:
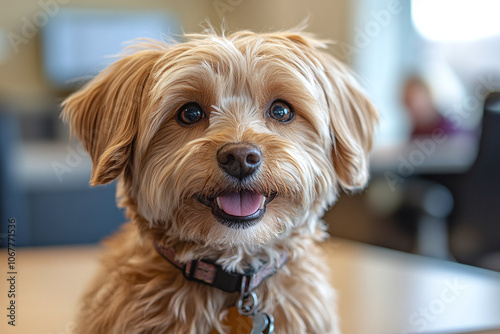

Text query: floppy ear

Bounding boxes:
[320,55,378,191]
[279,32,378,190]
[62,50,160,186]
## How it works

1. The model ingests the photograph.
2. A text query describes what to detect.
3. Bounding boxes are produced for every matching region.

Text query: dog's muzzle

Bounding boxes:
[195,142,277,228]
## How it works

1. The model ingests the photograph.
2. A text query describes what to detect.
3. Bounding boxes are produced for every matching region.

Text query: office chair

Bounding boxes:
[451,92,500,270]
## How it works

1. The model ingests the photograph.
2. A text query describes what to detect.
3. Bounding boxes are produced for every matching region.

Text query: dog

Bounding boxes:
[62,29,377,334]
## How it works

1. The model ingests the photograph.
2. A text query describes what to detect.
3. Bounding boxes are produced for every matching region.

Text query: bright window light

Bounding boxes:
[412,0,500,41]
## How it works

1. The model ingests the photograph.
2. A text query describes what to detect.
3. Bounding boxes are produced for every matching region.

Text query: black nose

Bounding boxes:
[217,143,262,180]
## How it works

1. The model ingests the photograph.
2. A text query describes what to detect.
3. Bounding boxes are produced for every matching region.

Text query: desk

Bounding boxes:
[370,134,478,175]
[368,134,481,261]
[1,240,499,334]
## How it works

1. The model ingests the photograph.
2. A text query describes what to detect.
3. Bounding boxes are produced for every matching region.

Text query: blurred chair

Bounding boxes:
[1,110,126,247]
[0,112,30,246]
[451,92,500,271]
[393,178,454,260]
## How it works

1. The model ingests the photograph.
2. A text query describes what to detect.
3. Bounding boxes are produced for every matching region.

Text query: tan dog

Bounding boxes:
[63,30,377,334]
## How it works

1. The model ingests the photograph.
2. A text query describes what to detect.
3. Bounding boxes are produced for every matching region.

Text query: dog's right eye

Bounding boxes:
[177,103,205,126]
[268,100,294,123]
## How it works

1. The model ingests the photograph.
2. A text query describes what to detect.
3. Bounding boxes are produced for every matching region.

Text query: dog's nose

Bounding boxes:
[217,143,262,180]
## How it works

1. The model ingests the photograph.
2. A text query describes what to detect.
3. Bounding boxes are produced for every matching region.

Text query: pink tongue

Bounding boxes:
[218,192,263,217]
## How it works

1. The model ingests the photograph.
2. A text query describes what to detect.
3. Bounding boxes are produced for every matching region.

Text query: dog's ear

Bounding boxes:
[320,55,378,191]
[283,32,378,190]
[62,51,160,186]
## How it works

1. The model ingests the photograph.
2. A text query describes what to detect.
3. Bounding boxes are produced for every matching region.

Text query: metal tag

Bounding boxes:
[238,276,275,334]
[250,312,274,334]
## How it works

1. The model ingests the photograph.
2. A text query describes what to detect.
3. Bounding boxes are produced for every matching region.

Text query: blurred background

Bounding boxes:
[0,0,499,272]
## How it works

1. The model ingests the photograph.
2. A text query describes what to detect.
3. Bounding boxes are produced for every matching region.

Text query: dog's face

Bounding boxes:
[63,31,377,247]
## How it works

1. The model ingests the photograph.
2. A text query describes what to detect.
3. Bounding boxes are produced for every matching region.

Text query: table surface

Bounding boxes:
[1,239,500,334]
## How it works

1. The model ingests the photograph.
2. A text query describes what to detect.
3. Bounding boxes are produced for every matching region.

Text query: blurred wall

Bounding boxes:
[216,0,351,44]
[0,0,352,115]
[0,0,214,113]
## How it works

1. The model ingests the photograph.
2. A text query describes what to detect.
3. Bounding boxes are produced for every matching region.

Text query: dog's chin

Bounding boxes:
[195,191,277,229]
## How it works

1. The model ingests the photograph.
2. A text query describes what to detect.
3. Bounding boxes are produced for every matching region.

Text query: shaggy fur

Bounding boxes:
[62,30,377,334]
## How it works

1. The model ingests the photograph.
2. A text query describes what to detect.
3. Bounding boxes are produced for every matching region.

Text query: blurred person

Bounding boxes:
[403,75,458,137]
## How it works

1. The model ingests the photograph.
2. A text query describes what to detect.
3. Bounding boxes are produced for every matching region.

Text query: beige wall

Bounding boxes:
[0,0,352,114]
[221,0,351,42]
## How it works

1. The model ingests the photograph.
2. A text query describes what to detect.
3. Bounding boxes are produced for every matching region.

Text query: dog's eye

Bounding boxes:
[268,101,294,123]
[177,103,205,125]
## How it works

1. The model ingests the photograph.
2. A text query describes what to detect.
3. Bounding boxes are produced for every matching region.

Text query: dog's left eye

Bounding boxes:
[177,103,205,125]
[268,101,294,123]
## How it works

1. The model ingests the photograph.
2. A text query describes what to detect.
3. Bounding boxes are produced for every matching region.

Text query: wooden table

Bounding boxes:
[1,239,499,334]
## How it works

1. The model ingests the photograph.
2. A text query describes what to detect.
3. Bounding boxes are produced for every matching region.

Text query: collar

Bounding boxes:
[154,241,288,293]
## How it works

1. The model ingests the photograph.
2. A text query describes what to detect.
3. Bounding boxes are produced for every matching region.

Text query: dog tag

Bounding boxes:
[250,312,274,334]
[210,307,252,334]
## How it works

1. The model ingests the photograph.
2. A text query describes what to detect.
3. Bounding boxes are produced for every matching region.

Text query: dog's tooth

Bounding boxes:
[216,197,222,210]
[260,195,266,209]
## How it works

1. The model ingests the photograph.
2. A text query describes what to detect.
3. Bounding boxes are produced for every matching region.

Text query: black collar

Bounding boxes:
[154,241,288,293]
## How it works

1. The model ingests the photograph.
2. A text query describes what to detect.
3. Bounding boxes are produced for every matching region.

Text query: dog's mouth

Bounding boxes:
[195,191,277,229]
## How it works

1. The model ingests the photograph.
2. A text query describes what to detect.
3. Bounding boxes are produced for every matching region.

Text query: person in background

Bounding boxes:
[403,76,458,137]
